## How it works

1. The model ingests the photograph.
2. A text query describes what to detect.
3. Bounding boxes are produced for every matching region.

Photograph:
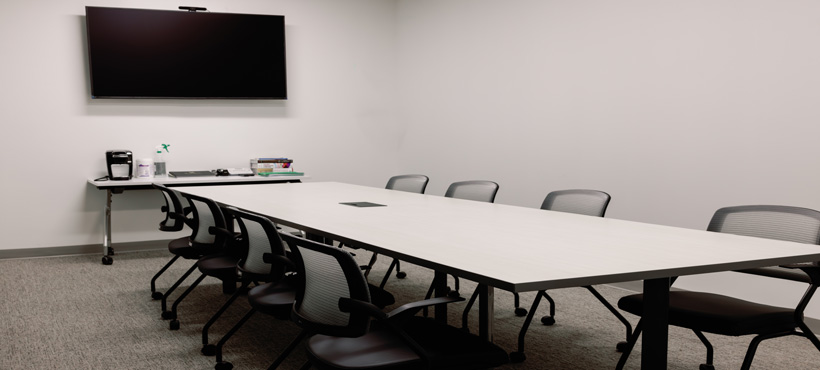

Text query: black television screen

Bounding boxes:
[85,7,286,99]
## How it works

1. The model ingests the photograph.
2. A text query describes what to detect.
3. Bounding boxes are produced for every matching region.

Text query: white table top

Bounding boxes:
[179,182,820,293]
[87,174,308,189]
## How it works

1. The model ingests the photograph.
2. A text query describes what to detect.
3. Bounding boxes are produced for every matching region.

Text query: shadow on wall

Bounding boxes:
[76,15,291,119]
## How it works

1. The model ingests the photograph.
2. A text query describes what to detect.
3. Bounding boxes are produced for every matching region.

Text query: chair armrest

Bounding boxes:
[263,253,295,269]
[386,296,465,324]
[739,265,820,317]
[208,226,234,237]
[791,264,820,285]
[168,212,186,220]
[339,297,388,320]
[338,297,433,368]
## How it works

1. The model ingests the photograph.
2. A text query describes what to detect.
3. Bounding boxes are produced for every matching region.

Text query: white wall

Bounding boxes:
[0,0,402,249]
[394,0,820,317]
[2,0,819,318]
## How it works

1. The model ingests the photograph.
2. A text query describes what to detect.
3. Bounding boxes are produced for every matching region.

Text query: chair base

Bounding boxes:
[509,351,526,363]
[215,361,233,370]
[201,344,216,356]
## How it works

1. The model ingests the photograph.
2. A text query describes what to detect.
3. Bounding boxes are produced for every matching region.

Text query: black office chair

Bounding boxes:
[150,184,192,300]
[422,180,499,304]
[280,232,509,370]
[164,193,241,331]
[444,180,499,203]
[207,208,297,370]
[361,174,429,289]
[209,212,397,370]
[481,190,631,362]
[155,187,232,320]
[615,205,820,370]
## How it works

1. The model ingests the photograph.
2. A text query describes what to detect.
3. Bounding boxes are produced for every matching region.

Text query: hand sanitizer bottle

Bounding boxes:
[154,144,169,177]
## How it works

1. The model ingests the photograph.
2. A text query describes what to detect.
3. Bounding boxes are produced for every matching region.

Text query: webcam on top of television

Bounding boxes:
[179,6,207,12]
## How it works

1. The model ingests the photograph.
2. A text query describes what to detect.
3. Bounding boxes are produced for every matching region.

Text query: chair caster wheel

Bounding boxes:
[161,311,176,320]
[102,256,113,265]
[509,351,526,363]
[151,292,163,300]
[215,361,234,370]
[396,271,407,279]
[514,307,528,317]
[699,364,715,370]
[540,316,555,325]
[447,290,460,298]
[616,341,629,352]
[170,320,180,330]
[201,344,216,356]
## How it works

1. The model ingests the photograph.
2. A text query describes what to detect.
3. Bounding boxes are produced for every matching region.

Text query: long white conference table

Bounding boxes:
[178,181,820,369]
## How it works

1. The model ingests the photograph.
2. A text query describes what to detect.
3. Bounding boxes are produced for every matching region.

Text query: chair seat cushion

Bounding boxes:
[196,254,240,279]
[618,291,796,336]
[248,281,296,319]
[307,323,422,370]
[168,237,200,259]
[306,316,508,370]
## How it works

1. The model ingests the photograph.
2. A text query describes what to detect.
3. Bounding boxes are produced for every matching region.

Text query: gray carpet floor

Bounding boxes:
[1,249,819,369]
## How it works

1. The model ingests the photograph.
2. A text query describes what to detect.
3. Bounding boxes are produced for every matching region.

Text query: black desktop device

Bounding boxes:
[106,150,132,180]
[169,170,215,178]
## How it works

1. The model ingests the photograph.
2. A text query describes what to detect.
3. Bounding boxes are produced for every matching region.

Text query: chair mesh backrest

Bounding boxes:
[541,189,611,217]
[282,233,372,337]
[188,198,217,245]
[707,205,820,245]
[385,174,429,194]
[154,184,186,231]
[182,193,229,250]
[161,191,179,228]
[445,180,499,203]
[232,209,286,279]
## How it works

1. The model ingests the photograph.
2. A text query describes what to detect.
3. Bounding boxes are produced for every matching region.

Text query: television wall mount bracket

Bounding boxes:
[179,6,207,12]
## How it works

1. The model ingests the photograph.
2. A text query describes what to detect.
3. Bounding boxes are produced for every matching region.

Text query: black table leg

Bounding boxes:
[477,283,494,342]
[433,271,447,324]
[641,277,670,369]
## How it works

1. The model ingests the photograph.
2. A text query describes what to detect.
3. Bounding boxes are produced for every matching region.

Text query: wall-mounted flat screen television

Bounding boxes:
[85,7,286,99]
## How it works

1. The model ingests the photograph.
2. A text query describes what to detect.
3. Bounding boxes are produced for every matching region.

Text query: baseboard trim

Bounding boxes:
[0,239,172,260]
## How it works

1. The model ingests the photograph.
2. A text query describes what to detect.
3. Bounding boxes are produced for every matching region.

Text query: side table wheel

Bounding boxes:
[396,271,407,279]
[151,292,164,300]
[540,316,555,326]
[616,341,629,352]
[170,319,180,331]
[514,307,528,317]
[102,256,113,265]
[509,351,526,363]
